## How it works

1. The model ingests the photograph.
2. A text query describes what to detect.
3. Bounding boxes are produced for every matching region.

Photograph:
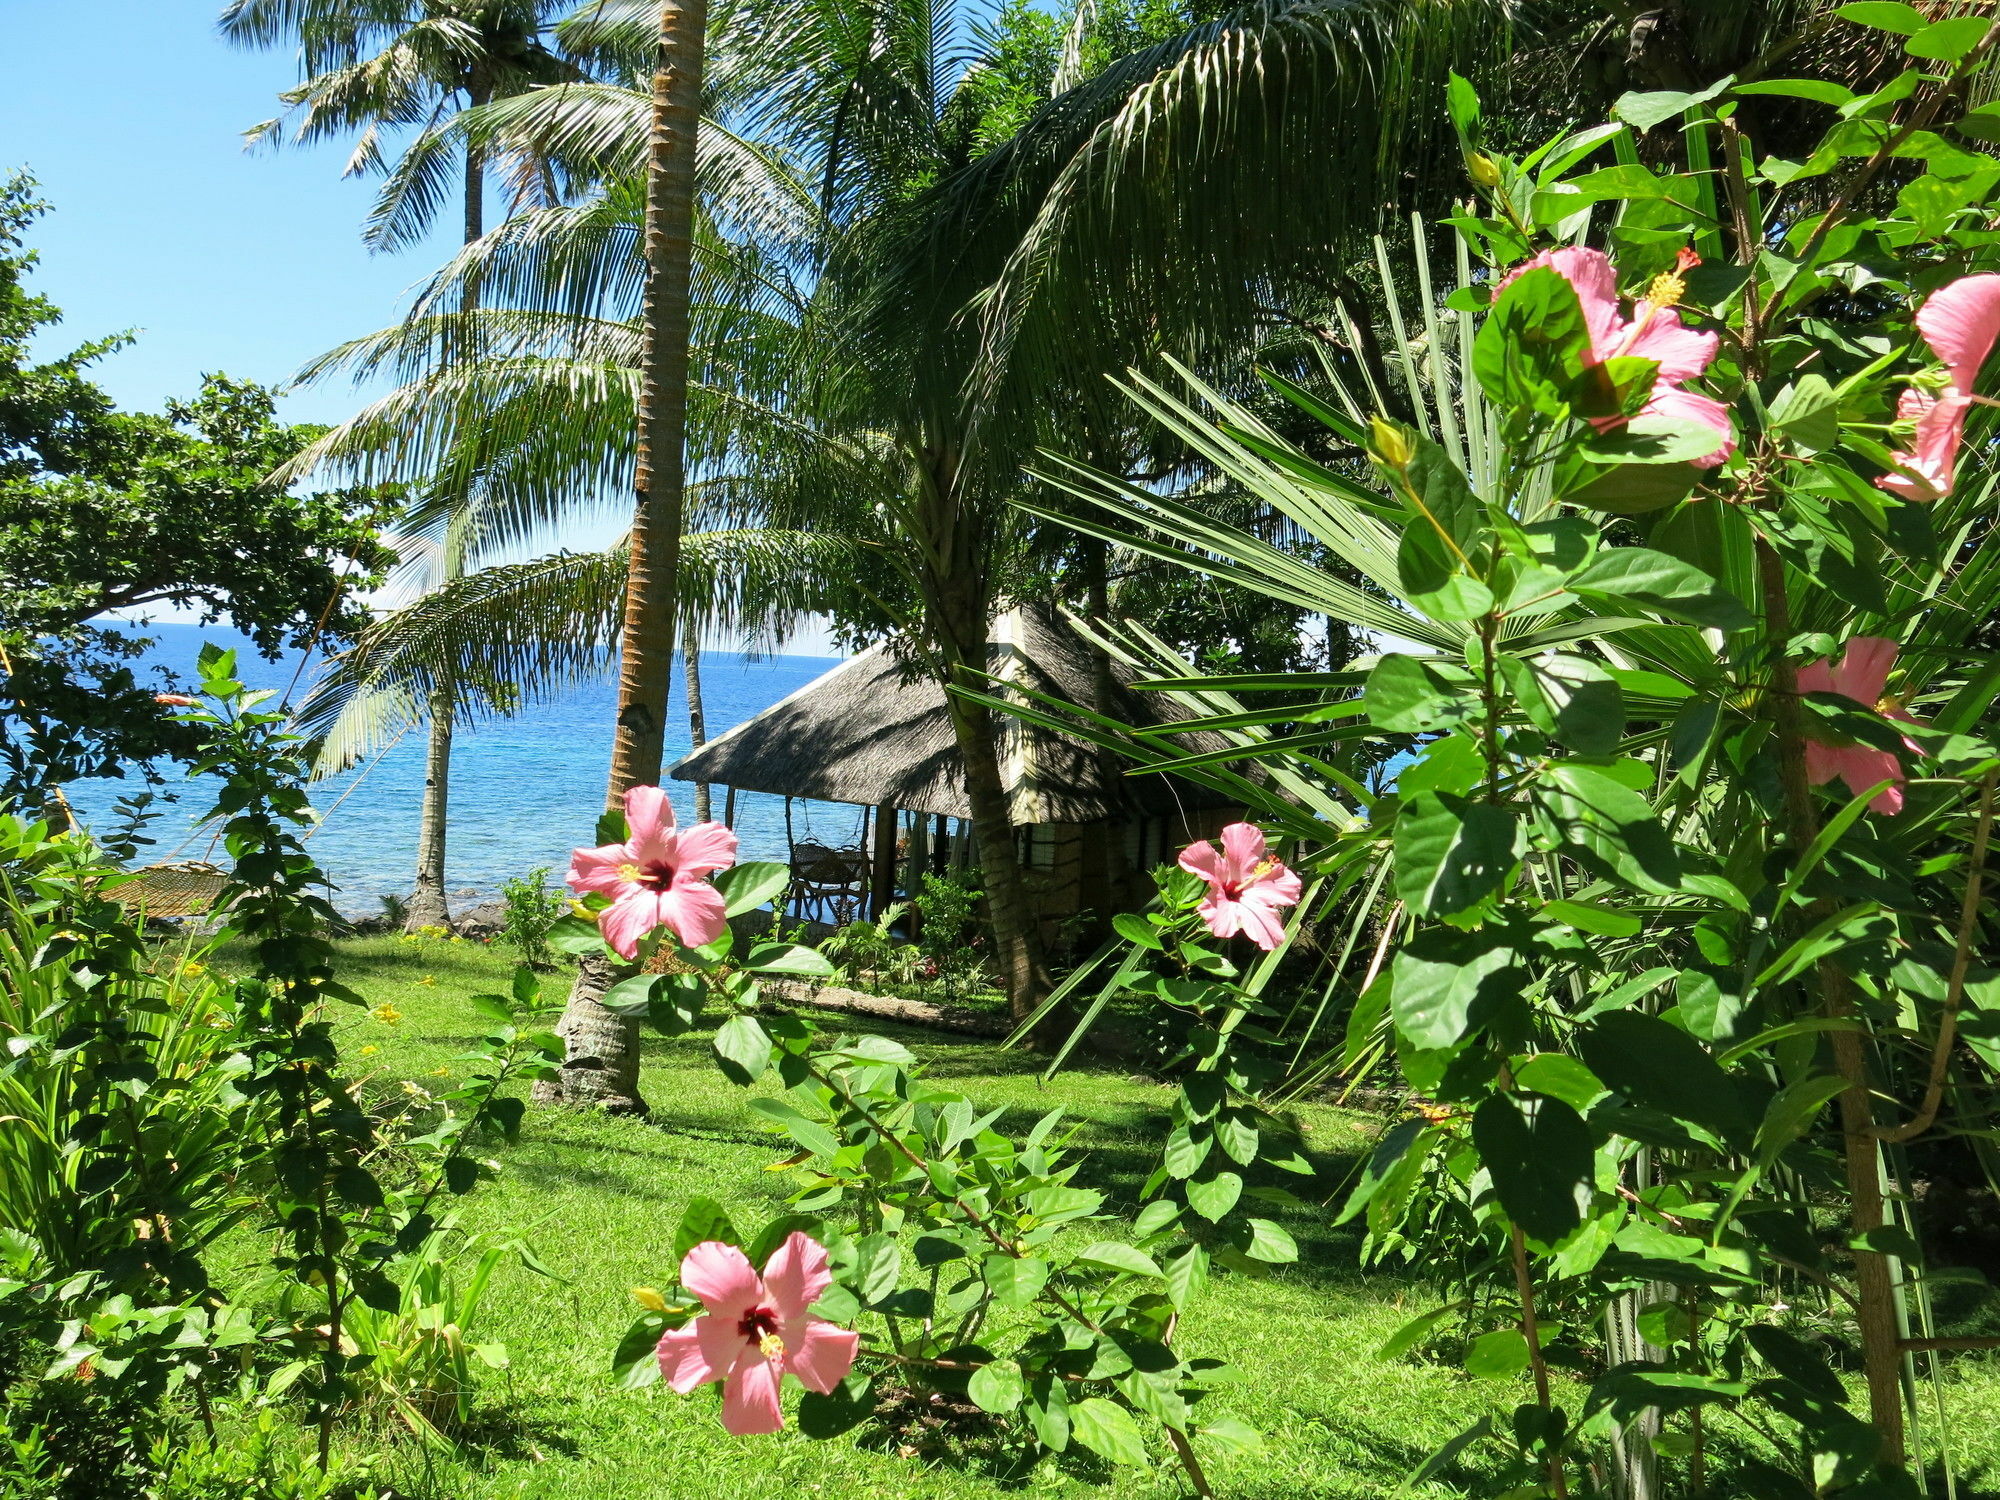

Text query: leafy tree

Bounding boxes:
[0,174,393,818]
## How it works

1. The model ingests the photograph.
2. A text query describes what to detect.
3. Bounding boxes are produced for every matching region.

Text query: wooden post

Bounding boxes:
[723,785,737,829]
[906,814,927,942]
[870,802,898,921]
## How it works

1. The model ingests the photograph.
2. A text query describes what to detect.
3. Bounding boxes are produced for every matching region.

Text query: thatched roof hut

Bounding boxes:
[668,608,1230,823]
[669,610,1238,936]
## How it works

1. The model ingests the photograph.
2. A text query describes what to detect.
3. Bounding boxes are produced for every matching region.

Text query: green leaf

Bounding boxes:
[1515,1053,1608,1112]
[743,942,835,977]
[1541,763,1684,893]
[1163,1243,1210,1309]
[674,1198,739,1261]
[983,1255,1048,1308]
[600,973,664,1018]
[1394,793,1524,917]
[1465,1328,1531,1378]
[1186,1170,1243,1222]
[1612,79,1732,131]
[1835,1,1927,34]
[1734,78,1856,106]
[968,1360,1025,1413]
[1069,1397,1149,1466]
[713,861,790,917]
[1542,898,1640,938]
[1907,14,1992,59]
[1579,1012,1751,1144]
[1198,1417,1263,1456]
[1753,1075,1850,1164]
[1378,1303,1460,1362]
[1568,547,1752,630]
[548,913,608,955]
[1390,927,1521,1050]
[798,1374,876,1437]
[611,1312,669,1388]
[747,1097,839,1157]
[852,1233,901,1305]
[1163,1121,1212,1178]
[1236,1217,1298,1264]
[712,1015,772,1086]
[1471,1094,1593,1246]
[1077,1243,1165,1279]
[1474,264,1594,412]
[1502,654,1625,757]
[1112,912,1163,950]
[1364,655,1473,733]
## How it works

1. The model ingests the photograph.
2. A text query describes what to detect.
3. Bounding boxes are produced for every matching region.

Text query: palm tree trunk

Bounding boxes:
[930,577,1048,1020]
[404,691,455,929]
[685,620,710,822]
[546,0,704,1112]
[404,130,486,934]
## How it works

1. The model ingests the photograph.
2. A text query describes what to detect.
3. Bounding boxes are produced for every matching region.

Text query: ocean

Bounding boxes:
[59,624,861,917]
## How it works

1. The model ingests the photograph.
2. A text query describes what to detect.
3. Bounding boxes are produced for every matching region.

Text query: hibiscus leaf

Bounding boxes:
[1069,1397,1150,1466]
[713,861,789,917]
[712,1015,772,1085]
[742,942,835,977]
[1568,546,1753,629]
[600,973,664,1018]
[1471,1094,1593,1247]
[1389,927,1521,1050]
[798,1373,876,1437]
[1393,792,1524,917]
[673,1197,739,1261]
[968,1360,1025,1413]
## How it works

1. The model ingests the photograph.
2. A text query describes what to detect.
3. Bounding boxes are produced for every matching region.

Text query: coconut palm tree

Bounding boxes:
[222,0,597,930]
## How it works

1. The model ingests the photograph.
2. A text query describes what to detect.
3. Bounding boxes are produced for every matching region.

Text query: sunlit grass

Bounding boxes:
[203,936,2000,1498]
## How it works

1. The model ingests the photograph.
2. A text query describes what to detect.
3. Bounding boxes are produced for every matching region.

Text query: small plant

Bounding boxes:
[497,867,567,970]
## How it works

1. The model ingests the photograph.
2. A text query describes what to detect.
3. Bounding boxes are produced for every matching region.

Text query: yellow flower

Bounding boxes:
[359,1045,379,1056]
[632,1286,667,1311]
[180,961,206,979]
[369,1003,403,1026]
[429,1067,450,1078]
[417,975,437,987]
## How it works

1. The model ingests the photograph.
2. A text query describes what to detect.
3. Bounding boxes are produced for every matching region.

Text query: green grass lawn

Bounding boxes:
[223,935,2000,1499]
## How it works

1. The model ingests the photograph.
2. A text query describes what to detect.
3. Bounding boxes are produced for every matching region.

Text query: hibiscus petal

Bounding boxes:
[1641,386,1734,468]
[680,1241,762,1318]
[568,843,633,897]
[1627,309,1718,382]
[1218,822,1269,884]
[1833,746,1907,815]
[1236,894,1290,952]
[783,1320,860,1395]
[1259,866,1304,907]
[671,821,740,878]
[657,1324,723,1392]
[722,1355,785,1435]
[597,890,664,959]
[1177,838,1224,885]
[655,879,730,949]
[1196,892,1246,942]
[1832,638,1899,705]
[1883,393,1968,501]
[625,784,676,843]
[1917,272,2000,394]
[760,1232,832,1322]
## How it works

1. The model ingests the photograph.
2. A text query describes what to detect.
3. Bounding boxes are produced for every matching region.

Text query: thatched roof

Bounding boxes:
[114,861,227,920]
[669,610,1234,823]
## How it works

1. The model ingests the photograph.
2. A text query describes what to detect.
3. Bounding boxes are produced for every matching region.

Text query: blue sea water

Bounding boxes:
[60,625,864,916]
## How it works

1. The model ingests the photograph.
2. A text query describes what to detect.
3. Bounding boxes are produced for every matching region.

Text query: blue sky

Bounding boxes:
[4,0,446,424]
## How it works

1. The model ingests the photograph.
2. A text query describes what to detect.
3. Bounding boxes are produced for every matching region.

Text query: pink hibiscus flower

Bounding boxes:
[656,1233,860,1435]
[567,784,738,957]
[1796,636,1924,816]
[1178,822,1304,950]
[1879,273,2000,501]
[1500,246,1734,467]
